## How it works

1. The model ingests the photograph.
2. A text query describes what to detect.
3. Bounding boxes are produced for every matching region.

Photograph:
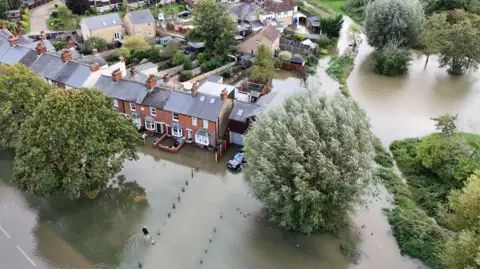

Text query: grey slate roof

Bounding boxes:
[199,75,222,87]
[0,45,32,64]
[29,53,92,88]
[229,100,260,122]
[19,49,40,67]
[250,20,264,29]
[164,92,224,121]
[126,9,155,25]
[0,29,12,40]
[73,53,108,66]
[81,13,123,31]
[142,87,172,109]
[94,75,149,103]
[307,15,320,27]
[290,56,305,64]
[136,62,157,72]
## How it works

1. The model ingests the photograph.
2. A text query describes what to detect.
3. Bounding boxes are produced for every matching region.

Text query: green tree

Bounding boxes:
[12,88,139,198]
[57,4,73,21]
[416,134,480,185]
[122,0,129,10]
[66,0,90,15]
[0,0,10,20]
[164,40,178,58]
[372,41,412,76]
[439,171,480,269]
[438,11,480,75]
[84,37,108,52]
[188,0,236,62]
[117,36,150,57]
[364,0,425,49]
[419,13,447,68]
[431,113,458,137]
[348,23,362,48]
[0,64,52,149]
[320,14,344,38]
[8,0,23,9]
[244,91,375,234]
[249,44,275,85]
[278,51,292,63]
[171,51,189,66]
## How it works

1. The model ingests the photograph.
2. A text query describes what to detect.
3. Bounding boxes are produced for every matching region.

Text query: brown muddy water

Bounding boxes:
[1,14,479,269]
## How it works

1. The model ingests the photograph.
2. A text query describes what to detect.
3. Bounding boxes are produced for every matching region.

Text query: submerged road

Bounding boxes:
[0,225,39,268]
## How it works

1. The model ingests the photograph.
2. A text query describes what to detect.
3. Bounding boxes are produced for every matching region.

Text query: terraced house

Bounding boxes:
[94,70,233,148]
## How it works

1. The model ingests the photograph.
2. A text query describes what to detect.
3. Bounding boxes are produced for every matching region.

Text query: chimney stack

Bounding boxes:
[130,66,137,77]
[220,88,228,101]
[90,63,100,72]
[92,49,98,55]
[17,25,25,35]
[112,68,122,82]
[146,74,157,89]
[9,35,18,47]
[67,38,74,49]
[191,82,199,97]
[36,42,46,55]
[2,23,6,29]
[61,49,72,63]
[40,30,47,40]
[162,74,169,83]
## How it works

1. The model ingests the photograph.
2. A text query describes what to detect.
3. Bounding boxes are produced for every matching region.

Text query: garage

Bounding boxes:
[231,132,244,146]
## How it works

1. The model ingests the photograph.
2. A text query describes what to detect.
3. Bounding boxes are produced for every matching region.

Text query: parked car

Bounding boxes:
[158,13,165,22]
[227,151,246,171]
[178,11,190,18]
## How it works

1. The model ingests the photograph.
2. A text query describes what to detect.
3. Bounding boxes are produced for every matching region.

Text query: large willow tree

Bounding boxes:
[244,91,375,234]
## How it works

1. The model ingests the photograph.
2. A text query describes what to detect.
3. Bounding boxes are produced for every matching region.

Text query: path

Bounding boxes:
[30,0,57,34]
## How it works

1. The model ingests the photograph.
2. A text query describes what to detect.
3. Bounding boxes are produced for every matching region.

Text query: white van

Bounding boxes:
[158,13,165,22]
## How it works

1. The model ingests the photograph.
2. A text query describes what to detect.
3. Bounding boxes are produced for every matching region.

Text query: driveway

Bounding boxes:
[30,0,57,34]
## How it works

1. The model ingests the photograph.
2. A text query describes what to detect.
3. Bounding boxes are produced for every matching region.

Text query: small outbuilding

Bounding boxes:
[306,15,321,33]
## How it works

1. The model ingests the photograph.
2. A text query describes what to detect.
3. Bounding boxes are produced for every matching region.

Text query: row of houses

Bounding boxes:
[80,8,156,42]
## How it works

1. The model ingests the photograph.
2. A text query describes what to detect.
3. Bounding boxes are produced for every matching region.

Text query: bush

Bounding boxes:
[320,14,344,38]
[197,52,206,64]
[317,35,331,48]
[88,8,98,15]
[320,49,329,55]
[294,33,305,42]
[307,54,319,67]
[83,37,108,52]
[200,60,220,73]
[183,60,193,70]
[51,41,67,50]
[307,66,316,74]
[278,51,292,63]
[171,51,190,67]
[372,43,412,76]
[326,53,355,85]
[179,70,193,81]
[51,11,58,18]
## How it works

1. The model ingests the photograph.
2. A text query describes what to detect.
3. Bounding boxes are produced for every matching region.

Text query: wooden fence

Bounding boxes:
[215,138,230,162]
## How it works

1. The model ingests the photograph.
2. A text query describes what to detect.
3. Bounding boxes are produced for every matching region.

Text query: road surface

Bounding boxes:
[0,225,42,268]
[30,0,57,34]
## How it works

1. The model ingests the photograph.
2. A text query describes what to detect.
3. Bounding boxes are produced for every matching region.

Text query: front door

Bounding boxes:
[156,123,164,133]
[167,125,172,136]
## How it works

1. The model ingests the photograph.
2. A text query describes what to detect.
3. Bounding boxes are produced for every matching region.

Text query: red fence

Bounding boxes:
[214,137,230,162]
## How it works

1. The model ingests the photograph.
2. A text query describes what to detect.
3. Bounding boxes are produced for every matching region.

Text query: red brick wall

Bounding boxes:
[177,114,217,146]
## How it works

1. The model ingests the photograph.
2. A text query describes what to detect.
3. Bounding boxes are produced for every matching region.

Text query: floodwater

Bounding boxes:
[1,13,479,269]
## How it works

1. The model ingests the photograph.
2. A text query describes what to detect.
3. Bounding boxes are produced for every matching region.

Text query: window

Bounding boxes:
[195,130,210,146]
[114,32,121,40]
[145,120,155,130]
[148,22,152,26]
[192,117,197,126]
[173,113,179,121]
[172,125,183,137]
[203,119,208,129]
[130,102,136,111]
[131,112,141,127]
[187,129,192,140]
[113,99,119,108]
[150,107,156,116]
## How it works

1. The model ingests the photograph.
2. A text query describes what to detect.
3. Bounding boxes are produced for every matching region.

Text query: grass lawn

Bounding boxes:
[45,14,88,31]
[25,11,31,33]
[309,0,345,14]
[160,3,185,15]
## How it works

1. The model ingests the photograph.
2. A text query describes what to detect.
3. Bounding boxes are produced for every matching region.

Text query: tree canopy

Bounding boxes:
[319,14,344,38]
[188,0,236,62]
[244,91,375,234]
[12,88,139,198]
[66,0,90,15]
[84,37,108,52]
[0,0,10,20]
[117,36,150,57]
[8,0,23,9]
[364,0,425,49]
[419,13,446,67]
[0,64,53,149]
[57,4,73,21]
[249,44,276,85]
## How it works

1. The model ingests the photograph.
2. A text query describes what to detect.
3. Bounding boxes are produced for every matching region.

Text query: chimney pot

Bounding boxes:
[112,68,122,82]
[191,82,199,97]
[90,63,100,72]
[163,74,169,83]
[36,42,46,55]
[67,38,74,48]
[40,30,47,40]
[130,66,137,77]
[146,74,157,89]
[220,88,228,101]
[61,49,72,63]
[9,35,19,47]
[17,26,25,35]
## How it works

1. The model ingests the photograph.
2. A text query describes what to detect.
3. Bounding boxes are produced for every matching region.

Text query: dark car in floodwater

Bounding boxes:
[227,151,246,171]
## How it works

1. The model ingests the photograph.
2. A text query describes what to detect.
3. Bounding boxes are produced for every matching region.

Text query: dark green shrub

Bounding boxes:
[171,51,189,67]
[372,43,411,76]
[320,14,344,38]
[200,60,220,73]
[307,54,318,67]
[317,35,331,48]
[326,53,355,84]
[179,70,193,81]
[51,41,67,50]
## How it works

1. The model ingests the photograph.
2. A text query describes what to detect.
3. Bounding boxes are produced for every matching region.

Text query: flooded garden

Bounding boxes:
[1,12,479,269]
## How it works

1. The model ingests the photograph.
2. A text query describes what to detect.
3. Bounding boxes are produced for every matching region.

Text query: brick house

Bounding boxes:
[123,9,156,38]
[94,70,233,148]
[237,23,280,55]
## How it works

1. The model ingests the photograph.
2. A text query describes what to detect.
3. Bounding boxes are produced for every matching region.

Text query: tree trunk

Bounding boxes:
[424,54,429,69]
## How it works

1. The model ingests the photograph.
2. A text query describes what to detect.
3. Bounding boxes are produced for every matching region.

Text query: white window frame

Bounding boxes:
[150,107,156,116]
[172,125,183,137]
[192,117,197,126]
[195,131,210,146]
[145,120,155,130]
[203,119,208,129]
[130,102,136,111]
[113,99,119,108]
[186,128,193,140]
[172,112,179,122]
[114,32,121,40]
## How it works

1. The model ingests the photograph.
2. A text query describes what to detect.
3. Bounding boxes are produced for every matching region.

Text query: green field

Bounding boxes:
[160,4,185,15]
